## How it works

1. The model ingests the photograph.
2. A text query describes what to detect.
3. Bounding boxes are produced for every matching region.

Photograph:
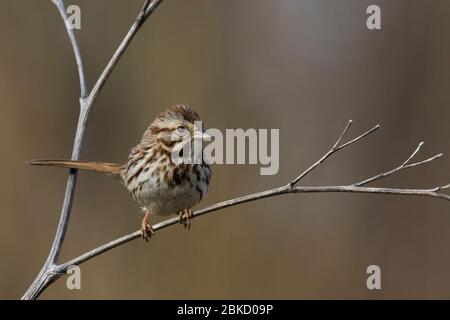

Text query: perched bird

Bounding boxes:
[30,105,212,241]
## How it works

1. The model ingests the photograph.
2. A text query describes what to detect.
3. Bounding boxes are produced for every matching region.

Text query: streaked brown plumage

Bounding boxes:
[30,105,212,241]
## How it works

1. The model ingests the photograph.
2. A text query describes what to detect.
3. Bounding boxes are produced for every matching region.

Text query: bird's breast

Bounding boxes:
[124,152,211,216]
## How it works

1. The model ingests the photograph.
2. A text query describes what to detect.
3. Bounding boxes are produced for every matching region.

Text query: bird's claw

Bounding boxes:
[178,209,193,230]
[141,222,154,242]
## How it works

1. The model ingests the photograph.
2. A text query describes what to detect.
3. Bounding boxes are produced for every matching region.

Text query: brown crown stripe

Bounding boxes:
[164,104,200,123]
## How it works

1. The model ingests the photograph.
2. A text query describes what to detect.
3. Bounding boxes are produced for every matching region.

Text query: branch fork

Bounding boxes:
[22,0,449,300]
[22,0,164,300]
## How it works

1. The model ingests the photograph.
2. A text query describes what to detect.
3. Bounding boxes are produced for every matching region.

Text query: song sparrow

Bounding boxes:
[30,104,212,241]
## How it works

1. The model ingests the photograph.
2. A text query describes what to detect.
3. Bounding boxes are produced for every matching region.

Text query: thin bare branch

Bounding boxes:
[289,121,380,187]
[338,124,381,149]
[52,124,450,277]
[85,0,164,111]
[333,119,353,148]
[55,182,450,274]
[51,0,87,98]
[23,1,449,301]
[21,0,90,302]
[26,116,450,298]
[428,183,450,192]
[354,141,444,187]
[22,0,164,300]
[401,141,424,166]
[404,153,444,169]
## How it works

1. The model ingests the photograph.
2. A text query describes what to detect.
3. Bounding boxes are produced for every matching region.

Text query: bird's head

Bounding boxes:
[146,104,209,151]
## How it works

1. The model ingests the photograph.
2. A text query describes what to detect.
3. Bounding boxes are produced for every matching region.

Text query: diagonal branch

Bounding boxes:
[55,182,450,274]
[289,120,380,187]
[26,113,450,298]
[22,0,164,301]
[428,183,450,192]
[85,0,163,111]
[21,0,91,303]
[50,121,449,281]
[51,0,87,98]
[354,142,444,187]
[23,1,449,300]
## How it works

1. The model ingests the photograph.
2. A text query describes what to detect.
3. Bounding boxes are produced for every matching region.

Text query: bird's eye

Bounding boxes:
[175,126,185,133]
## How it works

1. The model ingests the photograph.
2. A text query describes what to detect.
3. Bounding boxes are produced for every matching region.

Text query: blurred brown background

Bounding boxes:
[1,0,449,299]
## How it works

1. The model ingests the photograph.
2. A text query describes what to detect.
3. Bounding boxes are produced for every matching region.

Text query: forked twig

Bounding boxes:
[22,0,165,300]
[51,120,449,280]
[289,120,381,187]
[353,142,444,187]
[22,1,449,300]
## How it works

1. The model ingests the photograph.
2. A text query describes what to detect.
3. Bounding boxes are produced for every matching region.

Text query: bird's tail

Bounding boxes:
[28,159,123,181]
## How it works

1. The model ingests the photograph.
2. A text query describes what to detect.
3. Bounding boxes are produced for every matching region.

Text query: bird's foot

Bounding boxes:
[141,223,154,242]
[140,210,154,242]
[178,208,194,230]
